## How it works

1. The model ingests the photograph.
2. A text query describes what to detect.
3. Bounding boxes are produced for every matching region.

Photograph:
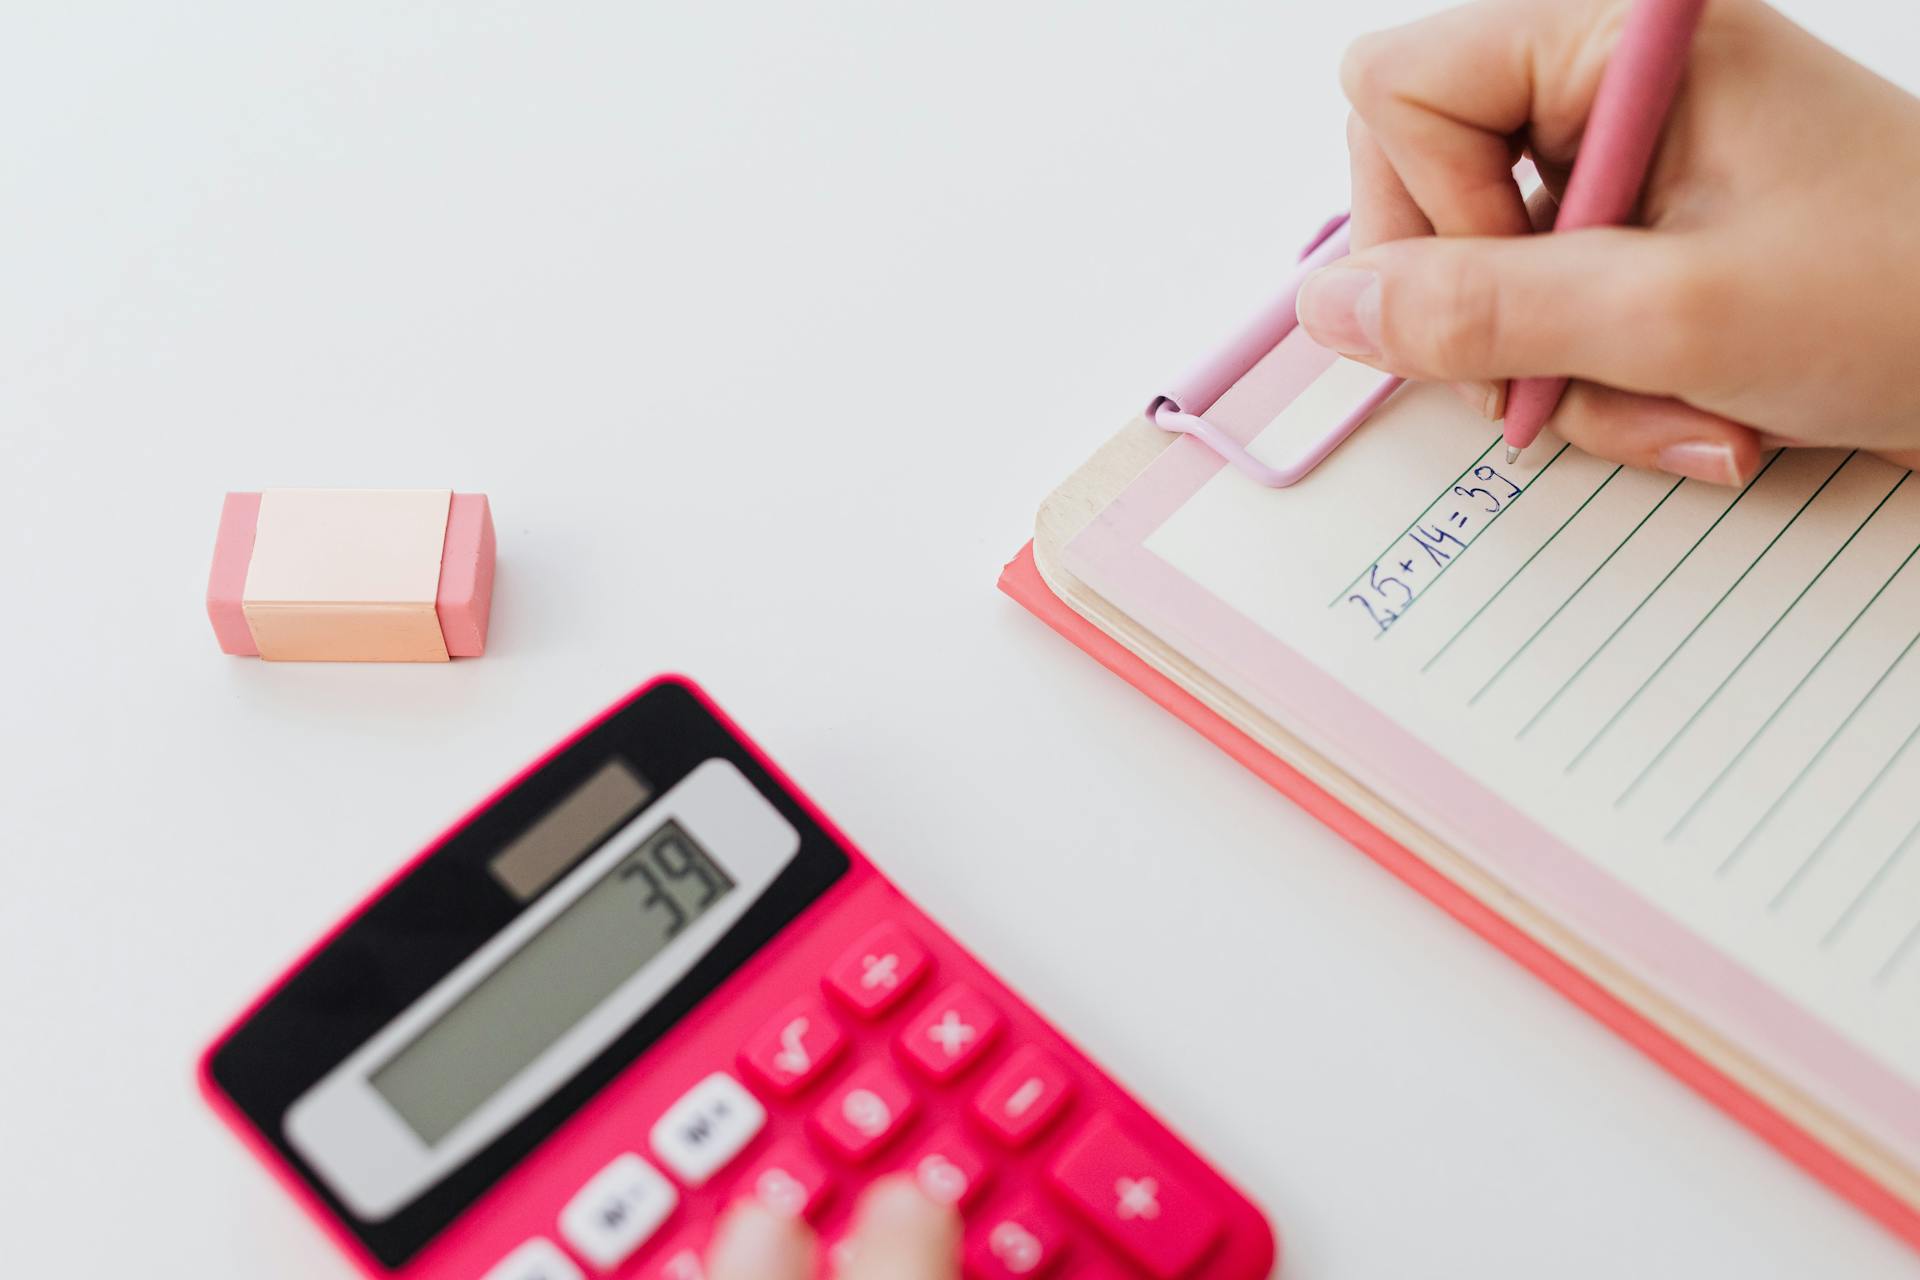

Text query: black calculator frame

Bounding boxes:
[202,678,851,1269]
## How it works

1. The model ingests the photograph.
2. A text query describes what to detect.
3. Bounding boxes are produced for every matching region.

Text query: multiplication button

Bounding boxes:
[897,983,1003,1082]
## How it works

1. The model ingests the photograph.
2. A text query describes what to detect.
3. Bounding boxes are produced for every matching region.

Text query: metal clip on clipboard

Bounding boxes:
[1147,214,1404,486]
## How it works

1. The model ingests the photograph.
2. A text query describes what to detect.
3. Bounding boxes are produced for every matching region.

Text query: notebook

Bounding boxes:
[1003,266,1920,1251]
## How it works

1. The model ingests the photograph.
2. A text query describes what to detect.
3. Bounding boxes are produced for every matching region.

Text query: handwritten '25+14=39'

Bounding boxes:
[1346,463,1526,635]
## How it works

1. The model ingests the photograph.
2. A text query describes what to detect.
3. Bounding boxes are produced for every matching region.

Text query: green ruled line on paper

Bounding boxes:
[1825,812,1920,949]
[1875,912,1920,985]
[1617,467,1906,809]
[1412,451,1599,672]
[1731,622,1920,880]
[1612,470,1896,809]
[1768,712,1920,909]
[1674,525,1920,842]
[1329,433,1504,608]
[1384,443,1573,642]
[1518,453,1783,741]
[1565,452,1856,775]
[1465,472,1680,702]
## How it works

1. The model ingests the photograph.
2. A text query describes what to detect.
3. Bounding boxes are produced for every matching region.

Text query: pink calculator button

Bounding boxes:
[1061,1264,1131,1280]
[739,996,846,1097]
[639,1234,708,1280]
[740,1140,833,1222]
[810,1062,917,1163]
[972,1046,1075,1147]
[824,922,931,1018]
[1046,1117,1223,1279]
[899,983,1004,1082]
[966,1197,1069,1279]
[900,1123,992,1209]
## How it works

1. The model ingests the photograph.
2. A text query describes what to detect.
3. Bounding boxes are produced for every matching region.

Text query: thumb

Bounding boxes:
[1296,228,1709,392]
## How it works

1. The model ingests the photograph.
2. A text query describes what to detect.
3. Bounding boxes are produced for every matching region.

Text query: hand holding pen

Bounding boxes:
[1296,0,1920,484]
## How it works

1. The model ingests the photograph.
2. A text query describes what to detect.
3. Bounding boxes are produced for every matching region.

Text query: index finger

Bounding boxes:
[706,1201,816,1280]
[836,1178,961,1280]
[1341,0,1620,237]
[1348,111,1433,252]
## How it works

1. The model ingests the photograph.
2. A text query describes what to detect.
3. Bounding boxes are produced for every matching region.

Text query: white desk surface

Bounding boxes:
[5,3,1918,1276]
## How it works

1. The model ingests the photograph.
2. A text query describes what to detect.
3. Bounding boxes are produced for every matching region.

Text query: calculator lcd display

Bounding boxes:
[370,820,735,1144]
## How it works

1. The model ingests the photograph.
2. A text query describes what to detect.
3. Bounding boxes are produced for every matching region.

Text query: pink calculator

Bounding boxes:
[200,677,1278,1279]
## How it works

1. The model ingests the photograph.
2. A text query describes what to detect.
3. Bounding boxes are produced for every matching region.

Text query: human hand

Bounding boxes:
[703,1177,960,1280]
[1296,0,1920,483]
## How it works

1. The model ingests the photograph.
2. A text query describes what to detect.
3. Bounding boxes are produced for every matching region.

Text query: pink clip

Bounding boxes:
[1148,214,1403,487]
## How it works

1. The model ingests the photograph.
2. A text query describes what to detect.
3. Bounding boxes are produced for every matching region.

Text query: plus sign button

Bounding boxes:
[1046,1116,1223,1278]
[824,921,932,1019]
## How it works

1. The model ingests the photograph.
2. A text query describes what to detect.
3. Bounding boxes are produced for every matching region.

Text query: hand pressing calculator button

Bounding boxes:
[200,679,1278,1279]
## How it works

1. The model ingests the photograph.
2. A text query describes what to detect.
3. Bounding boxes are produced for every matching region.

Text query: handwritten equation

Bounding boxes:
[1342,459,1530,635]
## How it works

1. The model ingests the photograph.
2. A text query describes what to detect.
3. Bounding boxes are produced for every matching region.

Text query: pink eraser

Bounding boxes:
[436,493,496,658]
[207,492,263,657]
[206,489,497,662]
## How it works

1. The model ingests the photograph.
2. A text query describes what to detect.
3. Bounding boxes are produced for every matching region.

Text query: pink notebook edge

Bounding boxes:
[998,540,1920,1253]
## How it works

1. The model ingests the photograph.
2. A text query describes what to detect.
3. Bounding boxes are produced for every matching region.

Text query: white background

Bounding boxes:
[5,3,1918,1276]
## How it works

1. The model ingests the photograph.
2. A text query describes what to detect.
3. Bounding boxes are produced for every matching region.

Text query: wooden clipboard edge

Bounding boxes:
[1003,417,1920,1249]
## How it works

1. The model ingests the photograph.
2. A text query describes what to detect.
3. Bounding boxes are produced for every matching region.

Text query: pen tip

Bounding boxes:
[1504,446,1522,464]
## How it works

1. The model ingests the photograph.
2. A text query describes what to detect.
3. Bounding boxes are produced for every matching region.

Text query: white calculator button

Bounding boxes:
[480,1237,585,1280]
[649,1072,768,1186]
[557,1153,679,1270]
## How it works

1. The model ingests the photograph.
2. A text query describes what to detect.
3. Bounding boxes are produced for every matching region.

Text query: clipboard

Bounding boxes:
[999,227,1920,1252]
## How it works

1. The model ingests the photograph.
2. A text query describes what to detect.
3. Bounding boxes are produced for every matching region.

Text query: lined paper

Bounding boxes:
[1139,373,1920,1091]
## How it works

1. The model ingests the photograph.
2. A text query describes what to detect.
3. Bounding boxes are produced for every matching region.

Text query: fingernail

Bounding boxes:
[1452,380,1505,420]
[1297,266,1382,358]
[1657,440,1741,485]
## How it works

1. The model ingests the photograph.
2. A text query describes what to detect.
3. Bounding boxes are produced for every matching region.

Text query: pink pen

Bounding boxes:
[1502,0,1708,462]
